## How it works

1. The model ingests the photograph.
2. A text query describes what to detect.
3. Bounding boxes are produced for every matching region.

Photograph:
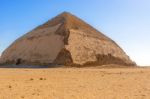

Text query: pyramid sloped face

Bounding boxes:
[0,23,65,65]
[65,29,134,66]
[0,12,136,66]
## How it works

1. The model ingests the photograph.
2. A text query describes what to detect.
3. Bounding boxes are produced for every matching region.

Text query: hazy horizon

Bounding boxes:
[0,0,150,66]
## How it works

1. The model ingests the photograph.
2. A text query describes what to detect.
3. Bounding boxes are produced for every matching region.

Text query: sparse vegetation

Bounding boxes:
[39,77,46,80]
[30,78,34,81]
[8,85,12,88]
[39,78,43,80]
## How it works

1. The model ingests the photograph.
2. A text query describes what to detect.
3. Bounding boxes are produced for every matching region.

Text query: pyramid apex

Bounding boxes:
[60,11,72,15]
[58,11,73,18]
[61,11,70,14]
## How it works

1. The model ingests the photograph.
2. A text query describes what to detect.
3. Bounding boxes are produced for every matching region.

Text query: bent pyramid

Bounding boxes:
[0,12,136,66]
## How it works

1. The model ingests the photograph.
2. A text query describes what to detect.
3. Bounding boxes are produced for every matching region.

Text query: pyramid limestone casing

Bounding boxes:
[0,12,136,66]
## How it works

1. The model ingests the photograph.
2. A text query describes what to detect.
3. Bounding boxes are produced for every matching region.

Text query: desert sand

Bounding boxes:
[0,66,149,99]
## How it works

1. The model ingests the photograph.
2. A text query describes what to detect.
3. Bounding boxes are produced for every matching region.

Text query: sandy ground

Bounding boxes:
[0,67,150,99]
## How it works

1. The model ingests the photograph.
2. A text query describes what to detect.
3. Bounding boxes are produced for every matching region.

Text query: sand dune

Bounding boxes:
[0,67,149,99]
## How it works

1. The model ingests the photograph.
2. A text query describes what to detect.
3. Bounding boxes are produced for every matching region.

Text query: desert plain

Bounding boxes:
[0,66,149,99]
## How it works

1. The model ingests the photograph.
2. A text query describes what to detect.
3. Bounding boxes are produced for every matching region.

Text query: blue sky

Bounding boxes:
[0,0,150,66]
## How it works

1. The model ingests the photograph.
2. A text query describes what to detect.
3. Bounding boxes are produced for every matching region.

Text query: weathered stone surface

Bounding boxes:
[0,12,136,67]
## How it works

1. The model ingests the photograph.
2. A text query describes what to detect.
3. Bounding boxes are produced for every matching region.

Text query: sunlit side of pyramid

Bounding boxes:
[0,12,136,66]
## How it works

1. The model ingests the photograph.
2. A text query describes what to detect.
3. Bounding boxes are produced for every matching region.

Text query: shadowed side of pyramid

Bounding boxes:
[0,12,136,67]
